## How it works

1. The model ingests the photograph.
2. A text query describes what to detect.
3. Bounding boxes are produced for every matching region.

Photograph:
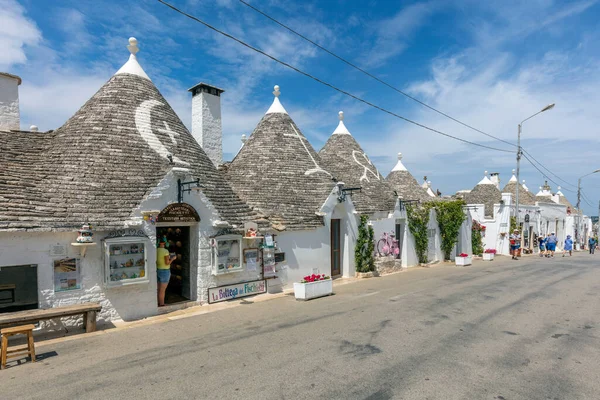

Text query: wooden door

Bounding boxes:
[331,219,341,276]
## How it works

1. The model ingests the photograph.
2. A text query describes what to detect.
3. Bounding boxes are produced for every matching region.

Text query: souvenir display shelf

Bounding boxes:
[212,234,243,275]
[104,237,149,287]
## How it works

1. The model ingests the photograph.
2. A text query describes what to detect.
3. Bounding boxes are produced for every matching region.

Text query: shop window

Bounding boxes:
[211,235,243,275]
[104,238,149,287]
[0,264,38,313]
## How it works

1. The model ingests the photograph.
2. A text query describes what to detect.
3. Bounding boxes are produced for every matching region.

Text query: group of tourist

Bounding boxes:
[536,232,562,258]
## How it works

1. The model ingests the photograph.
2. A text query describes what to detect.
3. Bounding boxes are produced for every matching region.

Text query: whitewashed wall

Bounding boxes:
[0,74,20,130]
[427,209,444,263]
[0,231,157,330]
[537,202,567,249]
[191,90,222,167]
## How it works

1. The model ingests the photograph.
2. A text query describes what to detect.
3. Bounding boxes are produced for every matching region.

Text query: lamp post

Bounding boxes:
[516,103,555,231]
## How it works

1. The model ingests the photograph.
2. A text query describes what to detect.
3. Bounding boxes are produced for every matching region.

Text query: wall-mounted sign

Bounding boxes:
[49,244,67,257]
[524,214,530,223]
[208,279,266,304]
[157,203,200,223]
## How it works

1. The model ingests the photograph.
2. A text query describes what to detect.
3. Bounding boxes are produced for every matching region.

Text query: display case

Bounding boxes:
[104,237,149,287]
[211,235,243,275]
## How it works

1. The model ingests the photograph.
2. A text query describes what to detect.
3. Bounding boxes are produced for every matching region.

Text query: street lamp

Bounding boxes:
[515,103,555,230]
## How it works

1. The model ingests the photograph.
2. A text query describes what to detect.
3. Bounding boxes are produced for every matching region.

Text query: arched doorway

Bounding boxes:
[157,203,200,305]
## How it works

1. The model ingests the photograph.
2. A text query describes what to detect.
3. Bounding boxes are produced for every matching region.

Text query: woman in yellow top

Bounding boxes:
[157,240,176,307]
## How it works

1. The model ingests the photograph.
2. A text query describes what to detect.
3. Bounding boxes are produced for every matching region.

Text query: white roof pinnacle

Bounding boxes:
[391,152,407,172]
[556,186,564,196]
[522,179,529,192]
[115,37,151,81]
[509,169,517,182]
[266,85,288,114]
[478,170,494,185]
[332,111,351,135]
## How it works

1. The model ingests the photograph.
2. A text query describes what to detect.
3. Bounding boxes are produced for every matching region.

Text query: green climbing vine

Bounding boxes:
[406,203,433,264]
[434,200,467,260]
[510,216,518,233]
[471,220,485,256]
[355,215,375,273]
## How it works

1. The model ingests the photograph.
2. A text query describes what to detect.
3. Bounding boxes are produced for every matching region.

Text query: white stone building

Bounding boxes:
[0,38,271,329]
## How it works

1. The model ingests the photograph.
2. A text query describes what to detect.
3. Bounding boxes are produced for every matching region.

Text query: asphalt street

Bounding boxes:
[1,253,599,400]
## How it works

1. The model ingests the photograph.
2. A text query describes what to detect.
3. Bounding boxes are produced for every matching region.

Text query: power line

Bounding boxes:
[157,0,515,154]
[521,148,577,189]
[521,153,575,192]
[236,0,518,149]
[581,190,594,208]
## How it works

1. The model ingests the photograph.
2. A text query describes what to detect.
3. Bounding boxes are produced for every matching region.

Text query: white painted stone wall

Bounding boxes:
[0,74,20,130]
[427,209,444,263]
[0,230,157,331]
[191,91,222,167]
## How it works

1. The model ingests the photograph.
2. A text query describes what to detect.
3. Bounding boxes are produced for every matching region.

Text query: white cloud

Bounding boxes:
[0,0,41,69]
[363,2,437,68]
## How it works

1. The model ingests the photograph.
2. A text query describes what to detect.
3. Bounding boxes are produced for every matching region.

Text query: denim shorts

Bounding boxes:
[157,269,171,284]
[547,243,556,252]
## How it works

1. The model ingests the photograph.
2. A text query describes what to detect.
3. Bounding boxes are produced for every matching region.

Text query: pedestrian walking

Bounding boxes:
[538,235,546,257]
[589,236,596,254]
[546,232,557,257]
[510,229,521,260]
[563,235,573,257]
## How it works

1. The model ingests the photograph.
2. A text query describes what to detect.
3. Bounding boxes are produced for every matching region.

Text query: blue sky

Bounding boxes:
[2,0,600,215]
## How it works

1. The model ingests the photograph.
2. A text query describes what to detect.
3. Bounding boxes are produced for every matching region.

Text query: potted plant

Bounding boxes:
[483,249,496,261]
[455,253,472,266]
[293,274,332,301]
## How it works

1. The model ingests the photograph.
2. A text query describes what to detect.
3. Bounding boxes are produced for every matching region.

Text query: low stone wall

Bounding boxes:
[374,255,403,275]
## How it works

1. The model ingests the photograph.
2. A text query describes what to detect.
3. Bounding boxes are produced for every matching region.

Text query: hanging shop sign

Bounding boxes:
[157,203,200,223]
[208,279,267,304]
[524,214,530,223]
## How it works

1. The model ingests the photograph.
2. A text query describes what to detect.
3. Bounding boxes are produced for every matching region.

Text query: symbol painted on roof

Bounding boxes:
[135,99,188,165]
[288,124,332,177]
[352,150,380,182]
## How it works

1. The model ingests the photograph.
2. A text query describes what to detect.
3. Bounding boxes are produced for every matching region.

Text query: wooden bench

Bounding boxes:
[0,303,102,333]
[1,324,36,369]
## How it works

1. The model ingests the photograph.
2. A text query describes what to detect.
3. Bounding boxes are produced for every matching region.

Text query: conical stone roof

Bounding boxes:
[319,112,396,214]
[464,171,502,218]
[225,86,335,231]
[385,153,431,203]
[0,38,255,230]
[502,172,536,205]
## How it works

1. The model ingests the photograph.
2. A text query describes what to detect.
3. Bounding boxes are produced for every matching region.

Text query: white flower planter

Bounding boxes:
[483,253,495,261]
[455,256,472,266]
[293,279,333,301]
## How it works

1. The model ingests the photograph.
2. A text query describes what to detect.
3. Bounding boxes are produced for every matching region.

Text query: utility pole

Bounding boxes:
[515,123,521,230]
[577,178,581,211]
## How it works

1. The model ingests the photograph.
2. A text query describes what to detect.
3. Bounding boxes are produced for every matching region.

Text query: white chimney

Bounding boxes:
[489,172,500,189]
[0,72,22,131]
[188,82,224,167]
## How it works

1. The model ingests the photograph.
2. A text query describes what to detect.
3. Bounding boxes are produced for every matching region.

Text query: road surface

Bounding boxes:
[1,254,599,399]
